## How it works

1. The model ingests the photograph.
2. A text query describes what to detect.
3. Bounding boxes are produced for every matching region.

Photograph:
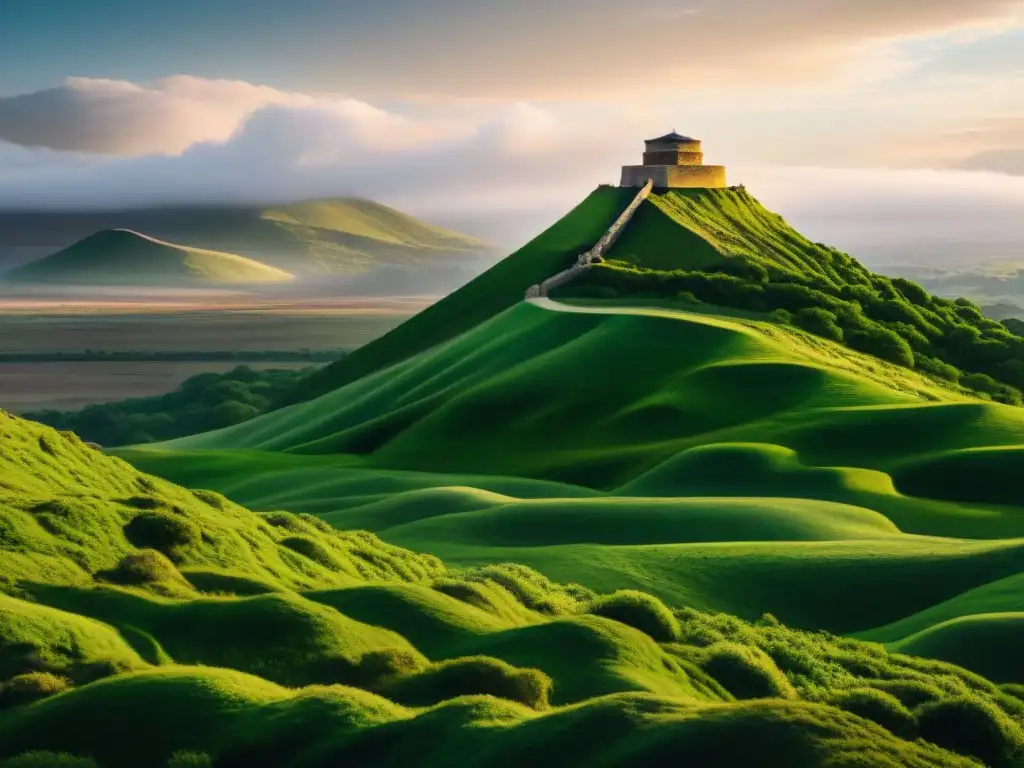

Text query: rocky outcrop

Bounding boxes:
[526,179,653,298]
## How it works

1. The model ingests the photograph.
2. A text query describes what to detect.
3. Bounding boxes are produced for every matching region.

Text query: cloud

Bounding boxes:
[880,116,1024,175]
[0,76,482,156]
[740,165,1024,264]
[0,76,1022,263]
[0,89,641,214]
[959,148,1024,175]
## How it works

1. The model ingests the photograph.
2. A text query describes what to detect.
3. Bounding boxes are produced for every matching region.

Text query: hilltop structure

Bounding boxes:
[620,131,726,189]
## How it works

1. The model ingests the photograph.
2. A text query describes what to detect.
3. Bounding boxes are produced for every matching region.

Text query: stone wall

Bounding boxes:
[666,165,727,188]
[525,179,653,298]
[642,150,704,166]
[621,164,726,189]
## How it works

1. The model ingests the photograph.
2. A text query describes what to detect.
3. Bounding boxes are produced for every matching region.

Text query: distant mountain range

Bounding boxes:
[0,198,498,288]
[5,229,294,286]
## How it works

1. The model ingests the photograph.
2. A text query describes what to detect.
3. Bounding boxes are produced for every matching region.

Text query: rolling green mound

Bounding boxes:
[117,297,1024,684]
[1,198,493,278]
[4,408,1024,767]
[5,229,293,286]
[285,185,854,404]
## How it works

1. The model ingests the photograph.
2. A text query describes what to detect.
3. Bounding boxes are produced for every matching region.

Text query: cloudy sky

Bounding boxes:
[1,0,1023,255]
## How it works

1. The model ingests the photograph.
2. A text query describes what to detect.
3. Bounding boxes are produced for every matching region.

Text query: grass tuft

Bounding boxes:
[916,696,1024,767]
[0,672,71,710]
[586,590,679,642]
[700,642,797,700]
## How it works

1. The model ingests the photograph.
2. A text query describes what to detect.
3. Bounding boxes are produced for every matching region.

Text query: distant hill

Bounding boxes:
[0,198,495,277]
[5,228,293,286]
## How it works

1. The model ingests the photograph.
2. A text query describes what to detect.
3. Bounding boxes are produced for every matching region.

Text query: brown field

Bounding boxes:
[0,294,431,413]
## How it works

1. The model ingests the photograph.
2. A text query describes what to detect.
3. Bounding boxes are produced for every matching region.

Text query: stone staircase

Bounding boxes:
[525,178,653,299]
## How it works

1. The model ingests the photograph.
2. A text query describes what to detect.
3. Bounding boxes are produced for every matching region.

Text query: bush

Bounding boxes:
[867,679,944,708]
[211,400,261,428]
[587,590,679,641]
[700,643,796,700]
[279,536,337,569]
[845,326,915,368]
[916,696,1024,767]
[830,687,916,738]
[123,512,200,559]
[0,754,98,768]
[794,307,843,341]
[0,672,71,709]
[98,548,184,586]
[382,656,552,710]
[914,354,961,383]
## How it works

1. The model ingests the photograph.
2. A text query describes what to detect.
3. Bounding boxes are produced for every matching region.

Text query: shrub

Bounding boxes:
[192,489,226,509]
[700,642,796,700]
[795,307,843,341]
[587,590,679,642]
[313,648,425,688]
[211,401,261,428]
[98,549,184,586]
[0,672,71,709]
[845,326,915,368]
[462,563,583,614]
[830,687,916,738]
[279,536,338,569]
[355,649,425,687]
[914,354,961,383]
[867,679,944,708]
[383,656,552,710]
[0,754,98,768]
[916,696,1024,767]
[123,511,200,559]
[260,511,309,532]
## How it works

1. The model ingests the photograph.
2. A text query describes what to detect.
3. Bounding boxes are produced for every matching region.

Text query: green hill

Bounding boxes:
[5,229,293,286]
[121,299,1024,657]
[288,186,638,402]
[13,181,1024,765]
[6,410,1021,766]
[0,198,494,278]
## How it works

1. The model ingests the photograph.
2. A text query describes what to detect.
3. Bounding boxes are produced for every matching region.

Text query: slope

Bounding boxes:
[0,198,493,278]
[6,411,1018,767]
[288,186,639,402]
[5,229,293,286]
[117,298,1024,661]
[604,187,849,283]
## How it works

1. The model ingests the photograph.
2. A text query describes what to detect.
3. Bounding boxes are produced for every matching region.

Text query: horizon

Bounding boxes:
[0,2,1023,257]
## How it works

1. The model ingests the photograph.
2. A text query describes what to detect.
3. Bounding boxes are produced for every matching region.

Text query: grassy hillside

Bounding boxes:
[120,300,1024,677]
[286,186,638,402]
[557,188,1024,404]
[3,408,1024,767]
[5,230,292,286]
[0,199,493,278]
[605,187,845,282]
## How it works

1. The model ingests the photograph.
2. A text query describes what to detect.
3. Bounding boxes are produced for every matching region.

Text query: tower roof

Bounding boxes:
[645,131,697,144]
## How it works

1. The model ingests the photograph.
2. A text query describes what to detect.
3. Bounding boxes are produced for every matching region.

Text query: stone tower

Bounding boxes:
[620,131,727,189]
